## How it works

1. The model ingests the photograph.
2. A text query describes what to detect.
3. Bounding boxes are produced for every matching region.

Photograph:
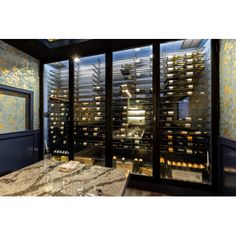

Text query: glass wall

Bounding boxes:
[43,60,69,159]
[112,46,153,176]
[159,39,212,184]
[73,54,106,166]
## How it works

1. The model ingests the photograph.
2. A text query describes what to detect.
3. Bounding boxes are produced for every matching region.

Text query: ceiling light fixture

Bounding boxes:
[74,57,80,62]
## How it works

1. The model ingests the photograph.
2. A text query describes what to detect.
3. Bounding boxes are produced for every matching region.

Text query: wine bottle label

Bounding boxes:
[186,149,193,154]
[186,65,193,70]
[186,52,193,58]
[180,131,188,135]
[195,131,201,135]
[185,123,191,128]
[186,72,193,76]
[186,59,193,64]
[168,111,174,115]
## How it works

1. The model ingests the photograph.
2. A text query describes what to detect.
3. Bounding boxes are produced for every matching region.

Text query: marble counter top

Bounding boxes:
[0,160,129,196]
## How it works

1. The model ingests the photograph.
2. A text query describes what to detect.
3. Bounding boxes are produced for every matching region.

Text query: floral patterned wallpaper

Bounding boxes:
[220,39,236,141]
[0,40,39,133]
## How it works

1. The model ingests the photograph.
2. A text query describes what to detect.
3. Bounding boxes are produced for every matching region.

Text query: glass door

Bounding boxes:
[112,46,153,176]
[73,54,106,166]
[43,60,69,160]
[159,39,212,184]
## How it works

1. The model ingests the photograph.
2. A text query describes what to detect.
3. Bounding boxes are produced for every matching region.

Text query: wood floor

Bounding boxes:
[124,188,168,196]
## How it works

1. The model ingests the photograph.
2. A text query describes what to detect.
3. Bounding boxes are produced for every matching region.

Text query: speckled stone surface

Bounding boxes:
[0,160,129,196]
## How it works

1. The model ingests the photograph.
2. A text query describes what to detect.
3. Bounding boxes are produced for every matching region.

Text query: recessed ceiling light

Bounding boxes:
[74,57,80,62]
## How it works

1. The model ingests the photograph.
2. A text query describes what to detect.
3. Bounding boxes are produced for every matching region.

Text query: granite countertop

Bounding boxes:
[0,160,129,196]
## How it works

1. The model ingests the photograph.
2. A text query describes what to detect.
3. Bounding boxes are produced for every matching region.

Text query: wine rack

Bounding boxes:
[159,39,212,184]
[44,61,70,157]
[74,54,106,166]
[112,46,153,176]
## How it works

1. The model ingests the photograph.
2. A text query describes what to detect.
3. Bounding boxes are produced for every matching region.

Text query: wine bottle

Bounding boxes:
[112,156,117,168]
[138,159,143,174]
[133,158,139,173]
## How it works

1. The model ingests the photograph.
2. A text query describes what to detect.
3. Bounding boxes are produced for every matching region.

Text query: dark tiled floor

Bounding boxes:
[124,188,168,196]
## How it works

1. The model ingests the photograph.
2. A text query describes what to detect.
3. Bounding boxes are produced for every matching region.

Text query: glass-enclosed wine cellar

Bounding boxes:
[159,39,212,184]
[73,54,106,166]
[112,46,153,176]
[43,60,70,159]
[43,39,217,187]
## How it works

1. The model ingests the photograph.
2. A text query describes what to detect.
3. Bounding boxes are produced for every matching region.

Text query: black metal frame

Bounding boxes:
[105,51,113,167]
[69,59,75,160]
[0,84,34,132]
[39,39,220,194]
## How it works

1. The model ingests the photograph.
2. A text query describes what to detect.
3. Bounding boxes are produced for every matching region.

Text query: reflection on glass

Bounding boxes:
[73,54,106,166]
[43,60,69,159]
[159,39,212,184]
[112,46,153,176]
